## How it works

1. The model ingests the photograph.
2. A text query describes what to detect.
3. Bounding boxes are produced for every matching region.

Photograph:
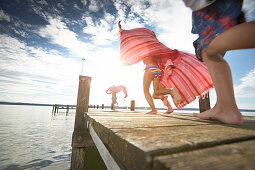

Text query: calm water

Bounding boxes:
[0,105,74,170]
[0,105,254,170]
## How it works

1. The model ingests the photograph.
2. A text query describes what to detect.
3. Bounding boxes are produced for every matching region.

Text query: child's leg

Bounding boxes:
[206,21,255,56]
[194,21,255,125]
[153,79,182,104]
[163,97,174,114]
[143,71,158,114]
[193,51,243,125]
[152,94,173,114]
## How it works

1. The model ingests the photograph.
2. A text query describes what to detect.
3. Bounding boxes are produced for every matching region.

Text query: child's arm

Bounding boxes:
[105,88,111,94]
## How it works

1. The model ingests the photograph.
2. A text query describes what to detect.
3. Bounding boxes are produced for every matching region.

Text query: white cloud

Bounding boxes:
[83,14,118,45]
[37,0,48,6]
[0,9,11,22]
[88,0,102,12]
[37,17,94,58]
[0,34,81,104]
[234,68,255,97]
[81,0,87,6]
[113,1,128,21]
[243,0,255,21]
[114,0,197,53]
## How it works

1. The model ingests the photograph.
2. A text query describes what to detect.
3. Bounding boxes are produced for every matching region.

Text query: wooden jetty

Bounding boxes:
[71,76,255,170]
[85,110,255,170]
[52,104,76,115]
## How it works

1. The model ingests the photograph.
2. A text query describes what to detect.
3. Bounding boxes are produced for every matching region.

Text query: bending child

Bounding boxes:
[119,21,214,114]
[143,55,181,114]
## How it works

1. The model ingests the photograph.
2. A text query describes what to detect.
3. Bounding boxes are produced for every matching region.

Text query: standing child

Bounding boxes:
[183,0,255,124]
[119,21,214,114]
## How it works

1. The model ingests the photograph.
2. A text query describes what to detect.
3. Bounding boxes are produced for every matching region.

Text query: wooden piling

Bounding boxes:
[96,105,99,109]
[71,75,92,170]
[66,105,69,115]
[52,104,55,114]
[56,104,59,113]
[130,100,135,111]
[102,104,104,109]
[111,103,114,110]
[199,92,211,113]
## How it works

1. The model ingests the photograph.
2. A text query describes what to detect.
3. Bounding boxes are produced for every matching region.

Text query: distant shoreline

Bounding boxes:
[0,101,75,107]
[0,101,255,112]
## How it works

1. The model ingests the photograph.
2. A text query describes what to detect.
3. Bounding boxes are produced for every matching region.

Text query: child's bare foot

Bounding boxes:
[171,88,182,104]
[164,108,173,114]
[146,110,157,114]
[193,106,243,125]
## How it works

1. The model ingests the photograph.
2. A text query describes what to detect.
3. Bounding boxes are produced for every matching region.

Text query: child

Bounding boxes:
[106,85,128,110]
[184,0,255,124]
[143,55,183,114]
[119,21,214,114]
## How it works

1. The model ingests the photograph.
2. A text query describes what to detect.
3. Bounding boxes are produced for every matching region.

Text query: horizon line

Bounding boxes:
[0,101,255,112]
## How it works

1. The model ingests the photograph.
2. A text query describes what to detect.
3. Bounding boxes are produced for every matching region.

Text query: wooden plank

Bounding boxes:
[153,139,255,170]
[85,111,255,170]
[88,122,122,170]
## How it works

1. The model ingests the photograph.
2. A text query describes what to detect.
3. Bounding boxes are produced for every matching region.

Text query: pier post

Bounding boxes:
[102,104,104,109]
[199,92,211,113]
[66,105,69,115]
[52,104,54,113]
[130,100,135,111]
[71,76,92,170]
[111,103,114,110]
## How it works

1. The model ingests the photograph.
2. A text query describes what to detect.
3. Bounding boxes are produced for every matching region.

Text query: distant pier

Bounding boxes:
[52,104,76,116]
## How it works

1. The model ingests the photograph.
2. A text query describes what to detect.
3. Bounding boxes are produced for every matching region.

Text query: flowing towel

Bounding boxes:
[119,22,214,109]
[106,85,128,98]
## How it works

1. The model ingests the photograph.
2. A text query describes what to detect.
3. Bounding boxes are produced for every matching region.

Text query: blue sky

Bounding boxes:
[0,0,254,109]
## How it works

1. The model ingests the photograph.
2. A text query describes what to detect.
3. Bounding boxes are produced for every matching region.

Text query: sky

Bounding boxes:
[0,0,255,109]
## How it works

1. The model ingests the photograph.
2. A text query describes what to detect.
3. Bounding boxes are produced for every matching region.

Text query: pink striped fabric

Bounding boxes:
[119,24,179,65]
[119,22,214,109]
[107,85,128,98]
[160,51,214,108]
[115,85,128,98]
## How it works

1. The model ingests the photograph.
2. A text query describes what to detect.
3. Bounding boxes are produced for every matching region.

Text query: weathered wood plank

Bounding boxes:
[88,122,122,170]
[153,139,255,170]
[85,111,255,170]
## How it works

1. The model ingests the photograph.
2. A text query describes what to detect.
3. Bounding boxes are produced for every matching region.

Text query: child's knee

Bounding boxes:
[152,93,157,99]
[201,49,222,62]
[153,90,160,97]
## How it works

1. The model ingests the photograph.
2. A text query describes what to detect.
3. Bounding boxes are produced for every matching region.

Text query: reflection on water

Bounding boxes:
[0,105,75,170]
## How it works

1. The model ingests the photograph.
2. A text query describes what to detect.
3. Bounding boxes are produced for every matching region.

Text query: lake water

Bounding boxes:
[0,105,254,170]
[0,105,74,170]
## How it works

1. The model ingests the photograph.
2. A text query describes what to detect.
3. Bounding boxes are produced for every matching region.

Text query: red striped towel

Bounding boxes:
[119,22,214,108]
